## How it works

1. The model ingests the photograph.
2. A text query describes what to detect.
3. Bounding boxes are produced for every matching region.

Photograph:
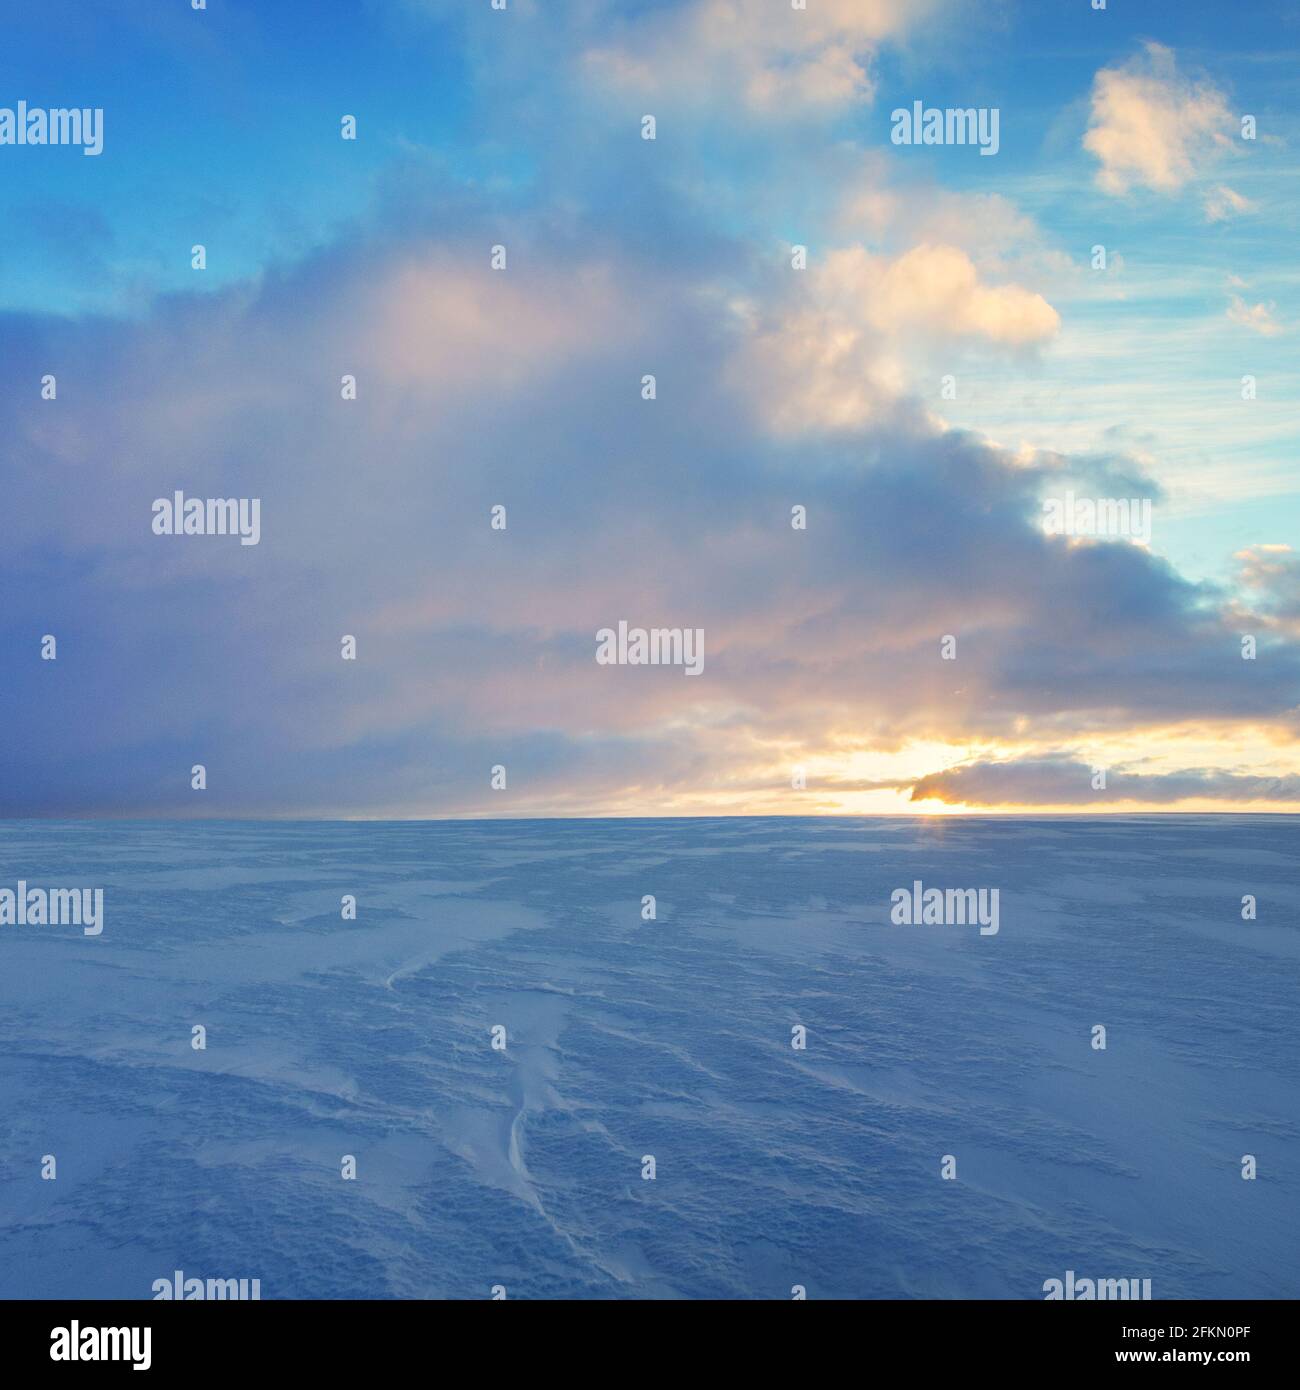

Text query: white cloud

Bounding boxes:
[869,244,1061,343]
[1084,43,1233,196]
[738,242,1060,434]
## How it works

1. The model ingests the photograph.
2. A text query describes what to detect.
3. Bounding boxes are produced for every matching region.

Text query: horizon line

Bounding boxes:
[2,809,1297,826]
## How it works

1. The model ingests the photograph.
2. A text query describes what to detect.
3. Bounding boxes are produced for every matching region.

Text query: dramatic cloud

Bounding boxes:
[1084,43,1234,196]
[2,187,1297,818]
[2,8,1295,818]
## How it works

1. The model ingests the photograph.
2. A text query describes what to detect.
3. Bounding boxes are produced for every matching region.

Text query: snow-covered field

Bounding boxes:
[0,816,1295,1299]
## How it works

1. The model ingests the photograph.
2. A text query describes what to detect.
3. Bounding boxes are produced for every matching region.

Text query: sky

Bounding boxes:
[1,0,1298,818]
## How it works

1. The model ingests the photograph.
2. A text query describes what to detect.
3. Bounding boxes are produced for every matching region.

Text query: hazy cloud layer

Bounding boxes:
[911,756,1300,806]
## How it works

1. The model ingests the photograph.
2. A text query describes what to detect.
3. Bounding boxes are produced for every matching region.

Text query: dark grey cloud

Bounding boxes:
[911,756,1300,806]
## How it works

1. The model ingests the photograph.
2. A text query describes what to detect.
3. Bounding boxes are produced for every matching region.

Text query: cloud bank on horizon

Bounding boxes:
[1,0,1297,817]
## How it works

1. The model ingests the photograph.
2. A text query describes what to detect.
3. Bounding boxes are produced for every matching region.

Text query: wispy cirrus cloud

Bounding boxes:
[1204,183,1256,221]
[1226,293,1283,336]
[580,0,942,114]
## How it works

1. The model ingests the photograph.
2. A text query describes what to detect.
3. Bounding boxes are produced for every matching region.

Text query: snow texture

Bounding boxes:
[0,815,1295,1299]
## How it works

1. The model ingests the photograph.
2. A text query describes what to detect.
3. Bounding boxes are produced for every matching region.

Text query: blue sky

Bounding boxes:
[2,0,1298,816]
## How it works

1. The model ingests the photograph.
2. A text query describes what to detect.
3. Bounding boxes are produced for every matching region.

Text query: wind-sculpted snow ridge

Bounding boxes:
[0,816,1296,1299]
